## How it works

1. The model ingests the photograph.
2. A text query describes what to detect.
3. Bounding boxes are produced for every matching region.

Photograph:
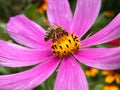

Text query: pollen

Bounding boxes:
[51,34,80,58]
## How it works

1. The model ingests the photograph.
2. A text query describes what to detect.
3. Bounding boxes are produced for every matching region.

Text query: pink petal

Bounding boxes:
[6,14,51,49]
[0,40,53,67]
[81,13,120,47]
[47,0,72,30]
[70,0,101,37]
[0,57,60,90]
[54,56,88,90]
[75,47,120,70]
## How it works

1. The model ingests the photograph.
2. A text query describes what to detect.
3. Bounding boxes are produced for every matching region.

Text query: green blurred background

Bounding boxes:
[0,0,120,90]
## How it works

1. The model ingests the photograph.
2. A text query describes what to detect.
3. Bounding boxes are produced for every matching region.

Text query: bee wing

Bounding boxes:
[44,27,54,41]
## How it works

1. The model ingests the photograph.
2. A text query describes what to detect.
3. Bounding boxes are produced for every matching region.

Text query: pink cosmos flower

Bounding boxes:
[0,0,120,90]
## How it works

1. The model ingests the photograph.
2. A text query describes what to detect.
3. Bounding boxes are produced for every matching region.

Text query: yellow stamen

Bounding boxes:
[51,34,80,58]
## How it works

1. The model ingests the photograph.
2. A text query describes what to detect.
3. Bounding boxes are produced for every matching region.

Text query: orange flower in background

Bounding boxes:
[36,0,48,14]
[104,10,115,17]
[102,84,119,90]
[102,70,120,84]
[85,68,99,77]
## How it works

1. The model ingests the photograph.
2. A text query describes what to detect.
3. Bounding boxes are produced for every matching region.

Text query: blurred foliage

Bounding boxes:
[0,0,30,22]
[0,0,120,90]
[101,0,120,15]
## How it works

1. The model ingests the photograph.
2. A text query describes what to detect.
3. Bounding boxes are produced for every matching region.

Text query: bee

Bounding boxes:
[44,26,68,42]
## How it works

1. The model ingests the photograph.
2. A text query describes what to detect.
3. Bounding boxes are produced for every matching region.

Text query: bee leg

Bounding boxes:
[51,34,56,43]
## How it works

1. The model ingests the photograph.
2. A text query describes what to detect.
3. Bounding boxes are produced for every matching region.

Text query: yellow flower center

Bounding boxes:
[51,33,80,58]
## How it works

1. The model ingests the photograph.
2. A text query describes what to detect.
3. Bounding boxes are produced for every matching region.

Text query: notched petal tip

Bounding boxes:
[5,14,50,48]
[6,14,27,33]
[6,14,25,24]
